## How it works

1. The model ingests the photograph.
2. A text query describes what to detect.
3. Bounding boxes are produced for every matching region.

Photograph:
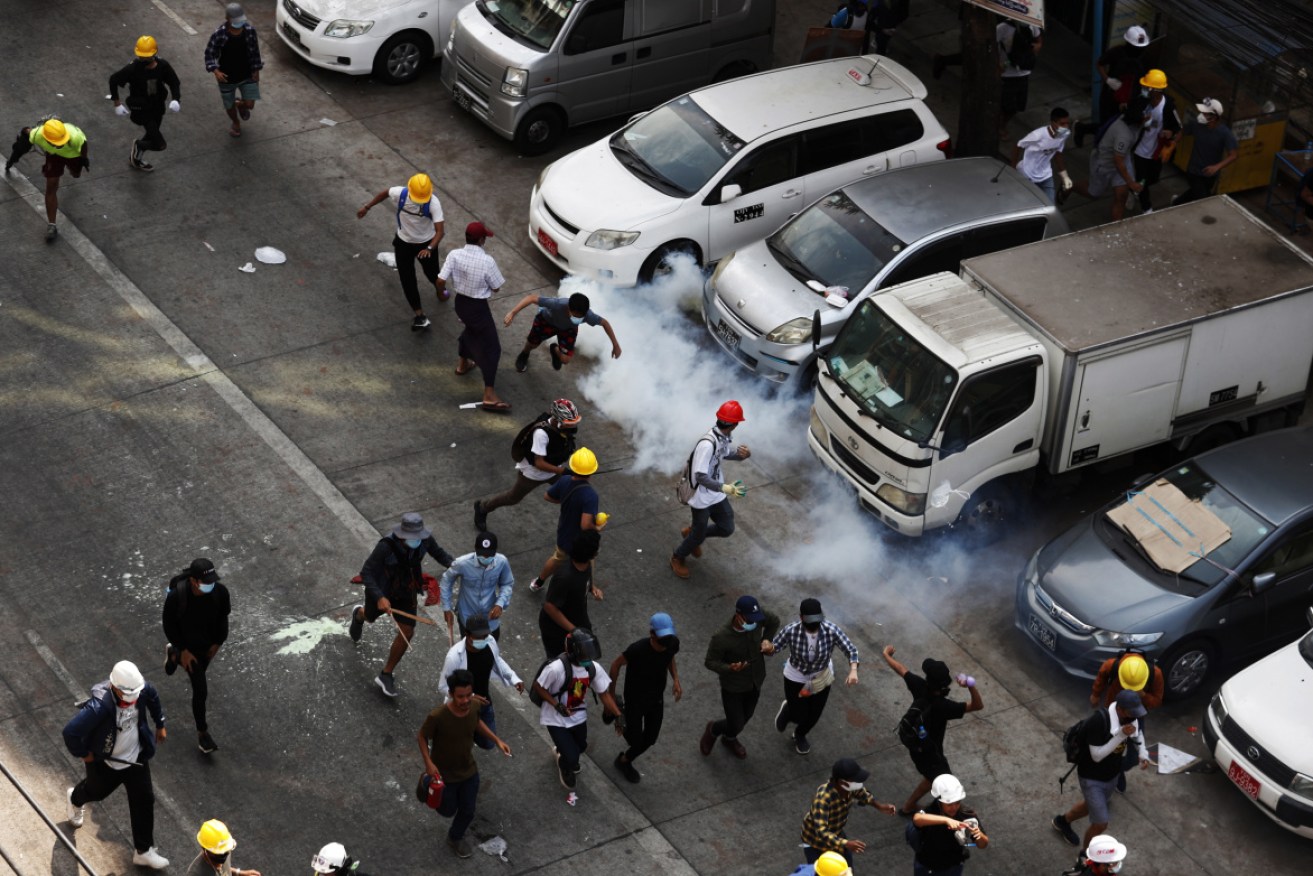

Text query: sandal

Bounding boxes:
[454,361,474,376]
[480,401,512,413]
[228,126,241,138]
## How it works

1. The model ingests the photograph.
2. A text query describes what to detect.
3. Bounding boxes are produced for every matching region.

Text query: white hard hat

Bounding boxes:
[1125,25,1149,47]
[1087,834,1128,864]
[312,843,349,873]
[931,773,966,804]
[110,661,145,697]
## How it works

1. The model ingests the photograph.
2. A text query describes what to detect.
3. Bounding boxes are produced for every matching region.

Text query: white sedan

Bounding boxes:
[275,0,464,84]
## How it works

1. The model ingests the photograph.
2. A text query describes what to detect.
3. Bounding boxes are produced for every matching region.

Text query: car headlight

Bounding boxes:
[447,19,457,53]
[1290,773,1313,797]
[1092,630,1163,647]
[766,317,814,345]
[1208,691,1228,729]
[502,67,529,97]
[584,230,639,250]
[324,19,374,38]
[876,483,926,515]
[809,405,827,443]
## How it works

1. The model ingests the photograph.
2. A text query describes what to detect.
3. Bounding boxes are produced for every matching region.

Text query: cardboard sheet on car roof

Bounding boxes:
[1107,478,1232,574]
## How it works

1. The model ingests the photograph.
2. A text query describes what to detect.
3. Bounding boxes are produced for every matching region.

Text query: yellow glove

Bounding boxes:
[721,480,747,498]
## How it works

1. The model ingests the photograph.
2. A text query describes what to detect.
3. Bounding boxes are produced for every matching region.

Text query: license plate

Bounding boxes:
[1227,760,1261,800]
[714,319,740,349]
[1027,614,1057,651]
[453,88,473,113]
[537,228,559,257]
[280,21,305,49]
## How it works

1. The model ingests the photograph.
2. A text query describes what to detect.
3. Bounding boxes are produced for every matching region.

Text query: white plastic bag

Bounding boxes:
[376,252,397,269]
[254,246,286,265]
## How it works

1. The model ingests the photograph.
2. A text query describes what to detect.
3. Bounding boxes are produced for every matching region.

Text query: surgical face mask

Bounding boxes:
[579,659,594,669]
[199,582,216,594]
[842,780,864,792]
[405,538,422,549]
[739,621,757,632]
[569,315,585,325]
[1108,862,1123,874]
[477,556,494,567]
[1197,113,1211,125]
[471,637,490,650]
[1054,125,1070,138]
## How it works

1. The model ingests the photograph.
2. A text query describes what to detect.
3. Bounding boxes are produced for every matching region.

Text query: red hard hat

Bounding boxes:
[715,400,745,423]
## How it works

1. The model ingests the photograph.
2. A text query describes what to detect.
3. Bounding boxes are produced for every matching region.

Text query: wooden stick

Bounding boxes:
[385,606,437,626]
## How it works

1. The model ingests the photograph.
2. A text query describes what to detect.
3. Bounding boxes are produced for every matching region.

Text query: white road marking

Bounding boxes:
[150,0,198,36]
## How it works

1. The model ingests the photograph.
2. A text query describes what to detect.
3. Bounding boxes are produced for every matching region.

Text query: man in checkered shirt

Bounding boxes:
[437,222,511,412]
[771,598,860,755]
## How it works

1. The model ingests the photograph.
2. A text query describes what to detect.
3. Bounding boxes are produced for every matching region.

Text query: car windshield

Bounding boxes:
[824,299,957,442]
[768,191,902,293]
[610,97,744,197]
[1100,462,1273,588]
[479,0,572,51]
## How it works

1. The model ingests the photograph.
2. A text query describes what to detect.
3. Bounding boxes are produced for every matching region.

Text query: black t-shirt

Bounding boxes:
[904,672,967,751]
[915,801,979,869]
[538,562,592,654]
[1077,708,1133,781]
[219,31,252,81]
[467,646,494,698]
[621,637,679,706]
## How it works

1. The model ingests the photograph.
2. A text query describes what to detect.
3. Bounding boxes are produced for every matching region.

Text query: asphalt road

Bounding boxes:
[1,1,1308,875]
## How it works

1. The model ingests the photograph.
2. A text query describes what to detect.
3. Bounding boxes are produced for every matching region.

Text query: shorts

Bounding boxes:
[1000,75,1030,115]
[42,153,85,180]
[909,747,951,782]
[526,314,579,354]
[550,545,569,563]
[219,79,260,109]
[1086,152,1124,199]
[1078,775,1119,824]
[364,589,417,627]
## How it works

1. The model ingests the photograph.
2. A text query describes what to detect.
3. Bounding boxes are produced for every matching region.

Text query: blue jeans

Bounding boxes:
[436,771,480,841]
[675,499,735,559]
[1036,175,1057,203]
[474,701,496,751]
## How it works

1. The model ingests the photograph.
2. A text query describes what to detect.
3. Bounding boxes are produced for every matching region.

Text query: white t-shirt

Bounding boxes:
[1134,98,1166,160]
[1016,124,1068,183]
[108,703,142,770]
[515,427,556,481]
[537,660,611,728]
[783,630,833,683]
[689,430,732,510]
[388,186,444,245]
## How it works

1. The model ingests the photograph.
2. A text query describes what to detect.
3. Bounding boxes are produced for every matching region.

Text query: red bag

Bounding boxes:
[416,773,444,810]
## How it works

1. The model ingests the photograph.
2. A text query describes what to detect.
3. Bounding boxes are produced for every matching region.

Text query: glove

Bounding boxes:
[721,480,747,498]
[168,100,180,113]
[1059,170,1073,192]
[114,105,129,117]
[1106,77,1122,92]
[554,702,571,718]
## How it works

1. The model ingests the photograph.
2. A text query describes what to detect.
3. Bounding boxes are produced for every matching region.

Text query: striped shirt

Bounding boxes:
[439,244,504,299]
[772,620,859,679]
[801,781,876,851]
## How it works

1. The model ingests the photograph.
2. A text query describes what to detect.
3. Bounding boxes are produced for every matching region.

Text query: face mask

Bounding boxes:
[477,556,494,567]
[740,621,757,632]
[199,582,216,594]
[405,538,422,549]
[560,426,578,436]
[117,697,137,708]
[1108,863,1123,874]
[1197,113,1210,125]
[570,315,585,325]
[1054,125,1070,138]
[803,623,821,633]
[843,780,864,792]
[579,659,594,669]
[471,638,490,650]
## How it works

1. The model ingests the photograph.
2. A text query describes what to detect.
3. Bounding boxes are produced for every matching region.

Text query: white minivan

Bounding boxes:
[528,56,950,287]
[276,0,465,84]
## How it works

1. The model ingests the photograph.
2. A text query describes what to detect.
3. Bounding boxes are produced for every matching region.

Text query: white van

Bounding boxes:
[441,0,775,154]
[527,56,950,287]
[276,0,465,84]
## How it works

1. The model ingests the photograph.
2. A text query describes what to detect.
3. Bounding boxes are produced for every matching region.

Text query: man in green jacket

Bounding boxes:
[700,594,780,759]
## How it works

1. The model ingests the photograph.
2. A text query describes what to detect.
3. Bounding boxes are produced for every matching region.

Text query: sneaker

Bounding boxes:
[348,605,364,643]
[66,788,83,828]
[614,754,641,784]
[679,526,702,558]
[549,343,563,371]
[45,223,58,241]
[1142,207,1155,215]
[669,555,690,579]
[554,749,576,789]
[473,500,488,532]
[412,314,432,331]
[528,577,544,593]
[794,733,811,755]
[514,350,530,373]
[164,643,178,676]
[132,847,170,870]
[1052,814,1080,846]
[447,837,473,858]
[197,731,218,755]
[375,672,398,697]
[131,140,142,164]
[774,700,790,733]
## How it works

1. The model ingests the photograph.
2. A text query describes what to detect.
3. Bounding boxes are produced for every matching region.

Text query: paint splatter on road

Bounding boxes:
[270,617,345,655]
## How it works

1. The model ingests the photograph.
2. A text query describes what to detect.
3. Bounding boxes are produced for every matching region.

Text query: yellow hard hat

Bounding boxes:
[815,851,852,876]
[196,819,236,854]
[42,119,70,147]
[407,173,433,204]
[569,447,598,476]
[135,35,158,58]
[1118,654,1150,692]
[1139,69,1167,90]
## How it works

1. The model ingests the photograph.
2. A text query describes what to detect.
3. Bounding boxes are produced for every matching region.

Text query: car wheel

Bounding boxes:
[1162,640,1215,699]
[373,32,431,85]
[956,483,1010,546]
[513,107,565,156]
[639,241,701,285]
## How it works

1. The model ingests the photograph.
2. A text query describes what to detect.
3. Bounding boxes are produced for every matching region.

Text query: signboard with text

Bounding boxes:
[964,0,1045,29]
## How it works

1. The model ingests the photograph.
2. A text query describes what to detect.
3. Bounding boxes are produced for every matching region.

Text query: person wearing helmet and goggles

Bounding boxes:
[533,627,624,797]
[189,819,260,875]
[357,172,445,332]
[474,398,581,531]
[1070,834,1129,875]
[62,661,169,869]
[1090,650,1163,792]
[312,842,368,875]
[1130,70,1182,213]
[503,290,623,372]
[108,35,181,172]
[908,773,989,875]
[527,446,604,593]
[671,400,751,579]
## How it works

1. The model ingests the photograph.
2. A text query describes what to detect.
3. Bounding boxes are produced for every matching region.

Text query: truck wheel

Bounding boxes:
[956,483,1009,546]
[373,32,432,85]
[1161,640,1215,699]
[639,241,701,284]
[513,107,565,156]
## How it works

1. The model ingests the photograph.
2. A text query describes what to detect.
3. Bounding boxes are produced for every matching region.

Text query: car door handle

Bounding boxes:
[611,53,627,65]
[1013,439,1034,453]
[782,189,802,199]
[636,46,651,59]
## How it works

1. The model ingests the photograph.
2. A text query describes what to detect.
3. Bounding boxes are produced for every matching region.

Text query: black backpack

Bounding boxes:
[896,697,931,750]
[1061,714,1092,764]
[528,655,596,707]
[1007,23,1038,71]
[511,413,553,462]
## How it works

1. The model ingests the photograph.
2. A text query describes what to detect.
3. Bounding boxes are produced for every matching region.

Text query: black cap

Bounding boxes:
[800,598,824,623]
[831,757,870,783]
[475,531,497,557]
[464,613,491,637]
[923,658,951,690]
[188,558,219,584]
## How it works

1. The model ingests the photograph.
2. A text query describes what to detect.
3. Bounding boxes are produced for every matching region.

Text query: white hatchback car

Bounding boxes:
[1205,608,1313,838]
[528,55,950,287]
[275,0,464,84]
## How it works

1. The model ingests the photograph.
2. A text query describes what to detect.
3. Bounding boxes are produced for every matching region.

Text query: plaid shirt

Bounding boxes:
[801,781,875,851]
[439,244,505,299]
[772,620,859,676]
[204,23,264,73]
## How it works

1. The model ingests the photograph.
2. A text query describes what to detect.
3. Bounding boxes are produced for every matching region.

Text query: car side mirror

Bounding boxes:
[1251,571,1276,595]
[719,183,742,204]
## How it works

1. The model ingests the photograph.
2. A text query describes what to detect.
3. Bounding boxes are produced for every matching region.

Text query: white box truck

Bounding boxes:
[808,197,1313,539]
